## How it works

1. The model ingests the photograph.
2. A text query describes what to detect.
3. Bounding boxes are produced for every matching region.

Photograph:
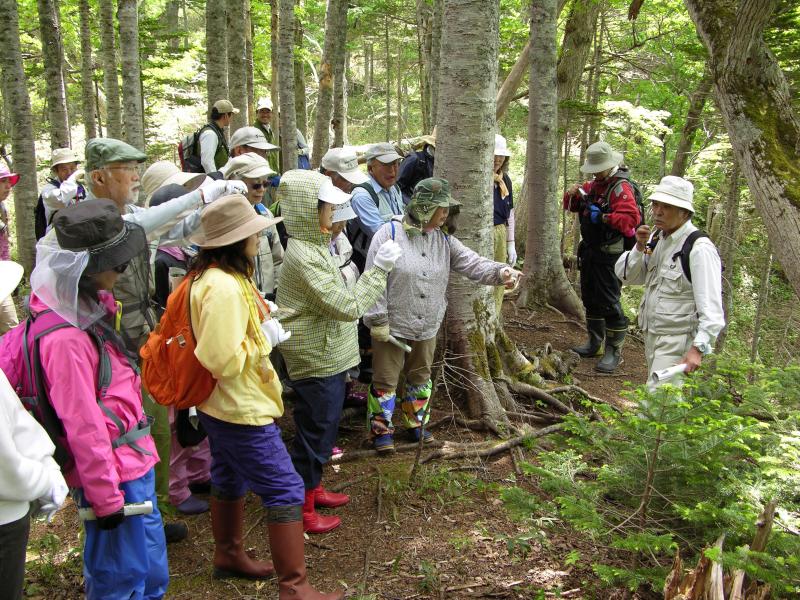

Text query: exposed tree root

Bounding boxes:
[330,441,445,464]
[420,424,564,464]
[505,379,581,417]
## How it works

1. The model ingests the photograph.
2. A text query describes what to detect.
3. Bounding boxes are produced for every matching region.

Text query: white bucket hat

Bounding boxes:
[320,148,369,185]
[580,141,623,174]
[649,176,695,213]
[494,134,511,157]
[0,260,23,301]
[50,147,81,168]
[319,176,352,206]
[141,161,205,201]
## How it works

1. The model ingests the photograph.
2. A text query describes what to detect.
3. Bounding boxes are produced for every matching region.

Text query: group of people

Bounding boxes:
[0,102,724,599]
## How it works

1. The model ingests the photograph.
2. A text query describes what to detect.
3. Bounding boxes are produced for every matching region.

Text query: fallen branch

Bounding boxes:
[330,440,445,464]
[420,424,564,464]
[508,380,581,417]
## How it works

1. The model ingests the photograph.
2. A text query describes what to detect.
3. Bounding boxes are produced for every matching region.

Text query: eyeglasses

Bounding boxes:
[249,181,269,190]
[113,262,130,274]
[105,165,141,175]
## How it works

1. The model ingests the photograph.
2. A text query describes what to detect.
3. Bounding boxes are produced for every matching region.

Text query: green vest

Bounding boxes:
[253,121,281,174]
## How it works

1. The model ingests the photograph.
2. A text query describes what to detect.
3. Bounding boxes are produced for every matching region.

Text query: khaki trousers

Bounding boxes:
[372,336,437,393]
[0,294,18,336]
[493,225,508,316]
[644,330,693,385]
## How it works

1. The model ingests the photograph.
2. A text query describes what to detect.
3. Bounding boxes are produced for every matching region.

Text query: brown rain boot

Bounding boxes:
[267,506,345,600]
[211,496,275,580]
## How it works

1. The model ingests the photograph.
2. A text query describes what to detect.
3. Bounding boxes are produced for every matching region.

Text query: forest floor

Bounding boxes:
[24,302,652,600]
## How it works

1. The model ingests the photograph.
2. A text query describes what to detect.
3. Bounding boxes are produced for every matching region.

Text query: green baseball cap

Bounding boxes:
[407,177,461,224]
[85,138,147,171]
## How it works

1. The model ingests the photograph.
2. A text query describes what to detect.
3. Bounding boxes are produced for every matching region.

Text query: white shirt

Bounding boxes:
[199,128,220,174]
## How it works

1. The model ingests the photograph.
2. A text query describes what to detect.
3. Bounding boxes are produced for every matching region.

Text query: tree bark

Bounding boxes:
[270,0,280,142]
[517,0,585,319]
[117,0,145,150]
[670,69,712,177]
[714,160,740,352]
[37,0,70,148]
[0,0,38,273]
[227,0,249,132]
[206,1,228,115]
[311,0,346,166]
[277,0,297,174]
[685,0,800,298]
[333,50,348,147]
[416,0,433,134]
[750,250,772,364]
[496,39,531,121]
[429,0,443,128]
[384,17,391,142]
[245,2,255,121]
[98,0,123,139]
[79,0,97,140]
[165,0,179,51]
[294,23,307,139]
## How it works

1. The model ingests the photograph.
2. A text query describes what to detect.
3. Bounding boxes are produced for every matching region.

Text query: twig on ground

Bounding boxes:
[507,380,581,417]
[420,424,564,464]
[330,440,445,464]
[328,475,369,493]
[306,539,334,551]
[243,509,264,540]
[506,410,559,424]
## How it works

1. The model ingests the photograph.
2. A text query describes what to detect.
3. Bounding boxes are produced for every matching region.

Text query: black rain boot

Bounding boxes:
[595,327,626,373]
[572,317,606,357]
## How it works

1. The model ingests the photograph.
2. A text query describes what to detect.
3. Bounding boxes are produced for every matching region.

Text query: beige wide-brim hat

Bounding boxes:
[649,175,695,213]
[142,161,206,202]
[189,194,283,248]
[51,147,81,168]
[0,260,24,300]
[580,141,623,174]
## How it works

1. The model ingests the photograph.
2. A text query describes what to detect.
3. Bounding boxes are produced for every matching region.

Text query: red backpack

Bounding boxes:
[140,271,216,408]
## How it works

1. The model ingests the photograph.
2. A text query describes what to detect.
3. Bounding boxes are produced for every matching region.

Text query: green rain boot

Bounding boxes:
[595,327,626,373]
[572,317,606,357]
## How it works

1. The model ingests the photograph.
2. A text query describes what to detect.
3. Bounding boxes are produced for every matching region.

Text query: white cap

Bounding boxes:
[0,260,23,301]
[364,142,403,164]
[256,97,273,111]
[321,148,369,184]
[318,176,352,206]
[494,134,511,157]
[649,176,694,213]
[225,153,276,180]
[332,200,357,223]
[141,161,206,200]
[230,126,279,151]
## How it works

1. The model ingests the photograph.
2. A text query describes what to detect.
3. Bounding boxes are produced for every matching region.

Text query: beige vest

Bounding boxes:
[639,222,698,336]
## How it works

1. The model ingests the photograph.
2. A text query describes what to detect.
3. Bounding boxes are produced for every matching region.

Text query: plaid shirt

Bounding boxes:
[276,170,387,380]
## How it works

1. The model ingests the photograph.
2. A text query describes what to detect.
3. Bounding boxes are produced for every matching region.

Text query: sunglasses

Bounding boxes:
[113,262,130,274]
[249,181,269,190]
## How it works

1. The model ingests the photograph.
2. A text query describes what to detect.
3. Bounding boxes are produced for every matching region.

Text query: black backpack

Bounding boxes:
[601,169,645,250]
[670,230,724,283]
[34,196,47,241]
[179,123,227,173]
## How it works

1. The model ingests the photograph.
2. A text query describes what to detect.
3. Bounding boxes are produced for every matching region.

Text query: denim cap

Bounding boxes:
[85,138,147,172]
[407,177,460,224]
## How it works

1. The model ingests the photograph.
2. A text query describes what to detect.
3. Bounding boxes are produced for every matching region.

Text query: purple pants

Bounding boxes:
[168,408,211,505]
[198,412,305,507]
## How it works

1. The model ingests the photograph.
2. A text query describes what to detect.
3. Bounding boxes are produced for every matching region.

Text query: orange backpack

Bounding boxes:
[140,271,216,409]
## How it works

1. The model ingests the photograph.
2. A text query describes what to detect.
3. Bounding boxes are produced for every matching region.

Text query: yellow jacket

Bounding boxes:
[191,268,283,425]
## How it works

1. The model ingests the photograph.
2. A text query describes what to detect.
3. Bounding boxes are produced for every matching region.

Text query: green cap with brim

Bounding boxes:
[85,138,147,172]
[407,177,461,224]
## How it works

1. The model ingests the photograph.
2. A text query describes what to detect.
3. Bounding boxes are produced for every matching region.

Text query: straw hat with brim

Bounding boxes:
[0,261,24,300]
[580,141,623,174]
[189,194,283,248]
[53,199,148,275]
[142,161,205,201]
[51,148,81,168]
[649,175,695,213]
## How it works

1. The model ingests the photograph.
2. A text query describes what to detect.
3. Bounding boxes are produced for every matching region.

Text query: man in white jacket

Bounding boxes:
[614,176,724,384]
[0,262,68,600]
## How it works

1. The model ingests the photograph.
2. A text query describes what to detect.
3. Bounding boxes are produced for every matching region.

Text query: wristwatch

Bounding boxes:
[693,342,712,355]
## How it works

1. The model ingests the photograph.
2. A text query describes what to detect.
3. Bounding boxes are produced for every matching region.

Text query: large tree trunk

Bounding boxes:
[517,0,584,319]
[277,0,297,174]
[685,0,800,298]
[332,50,348,147]
[0,0,38,273]
[311,0,346,167]
[227,0,248,132]
[294,24,307,139]
[118,0,144,150]
[37,0,70,148]
[670,69,712,177]
[78,0,97,140]
[435,0,534,426]
[98,0,123,139]
[206,1,228,115]
[557,0,601,130]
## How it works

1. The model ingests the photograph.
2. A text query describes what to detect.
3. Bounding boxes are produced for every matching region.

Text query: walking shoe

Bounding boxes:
[302,490,341,534]
[407,427,435,444]
[188,480,212,495]
[176,494,210,515]
[313,485,349,508]
[373,433,395,454]
[164,522,189,544]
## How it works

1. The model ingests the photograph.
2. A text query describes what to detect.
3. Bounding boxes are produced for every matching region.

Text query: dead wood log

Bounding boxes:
[420,424,563,464]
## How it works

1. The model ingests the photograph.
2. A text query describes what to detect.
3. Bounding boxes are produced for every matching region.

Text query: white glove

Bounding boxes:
[373,240,403,273]
[265,299,279,314]
[67,168,85,185]
[201,180,248,204]
[34,471,69,523]
[501,267,523,289]
[506,242,518,266]
[261,318,291,347]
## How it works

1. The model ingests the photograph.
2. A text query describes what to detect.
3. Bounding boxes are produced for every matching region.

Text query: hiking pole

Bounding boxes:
[78,501,153,521]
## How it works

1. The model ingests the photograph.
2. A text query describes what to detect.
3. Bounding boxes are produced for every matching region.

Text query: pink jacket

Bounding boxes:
[28,293,158,517]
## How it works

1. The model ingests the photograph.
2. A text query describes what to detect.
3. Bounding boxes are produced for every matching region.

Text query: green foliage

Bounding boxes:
[25,532,83,594]
[500,361,800,595]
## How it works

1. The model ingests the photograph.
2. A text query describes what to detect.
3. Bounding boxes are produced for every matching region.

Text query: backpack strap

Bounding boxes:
[671,230,709,284]
[352,182,381,209]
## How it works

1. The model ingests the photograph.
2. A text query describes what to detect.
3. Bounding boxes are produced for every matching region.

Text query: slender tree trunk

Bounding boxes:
[245,3,255,121]
[416,0,433,134]
[333,50,348,147]
[517,0,584,319]
[79,0,97,140]
[496,39,531,121]
[750,250,772,363]
[165,0,179,51]
[429,0,443,127]
[99,0,123,139]
[685,0,800,298]
[670,69,712,177]
[117,0,144,150]
[714,160,740,352]
[384,18,391,142]
[0,0,38,273]
[311,0,346,166]
[294,24,307,139]
[227,0,248,132]
[270,0,280,142]
[37,0,70,148]
[206,0,228,114]
[396,42,403,142]
[277,0,297,173]
[368,42,374,92]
